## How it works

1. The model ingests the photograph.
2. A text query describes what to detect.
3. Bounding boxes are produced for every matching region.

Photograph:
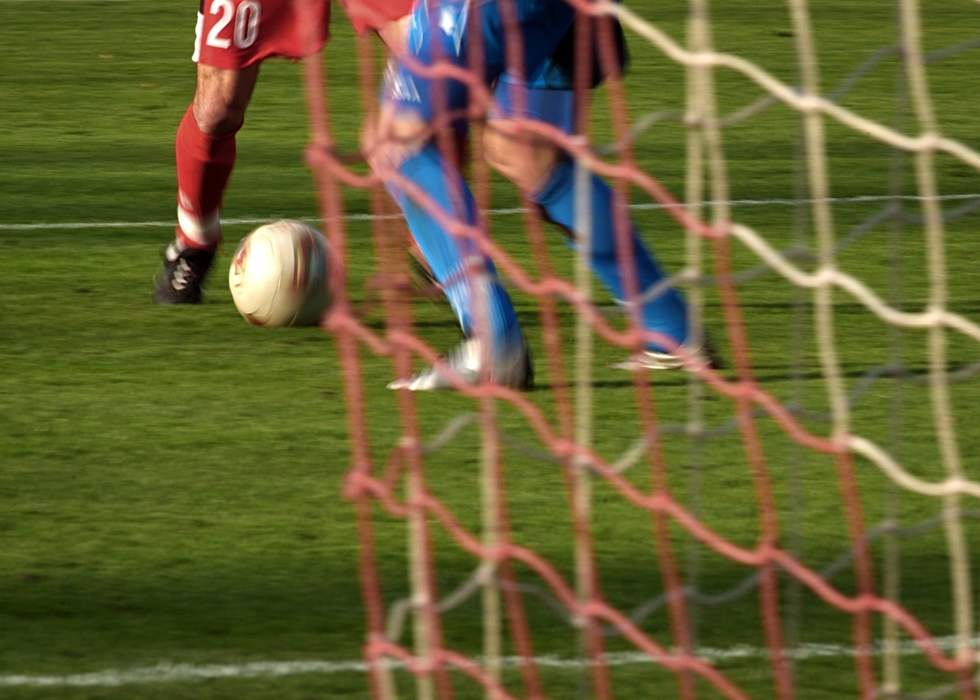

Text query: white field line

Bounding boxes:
[0,194,976,232]
[2,636,977,687]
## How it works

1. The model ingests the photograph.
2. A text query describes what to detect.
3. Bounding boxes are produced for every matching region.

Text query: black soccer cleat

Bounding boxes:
[152,242,216,304]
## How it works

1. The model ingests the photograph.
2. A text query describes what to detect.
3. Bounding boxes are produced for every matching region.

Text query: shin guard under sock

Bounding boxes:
[174,105,239,250]
[533,158,689,350]
[388,143,523,353]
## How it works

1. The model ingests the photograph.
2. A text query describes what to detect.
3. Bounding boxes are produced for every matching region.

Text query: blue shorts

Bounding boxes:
[491,81,574,133]
[384,0,576,124]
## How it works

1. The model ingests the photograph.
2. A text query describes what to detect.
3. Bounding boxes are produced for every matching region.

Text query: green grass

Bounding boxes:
[2,1,980,698]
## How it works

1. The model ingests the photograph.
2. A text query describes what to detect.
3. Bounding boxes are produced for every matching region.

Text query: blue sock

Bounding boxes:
[388,143,523,353]
[533,158,689,352]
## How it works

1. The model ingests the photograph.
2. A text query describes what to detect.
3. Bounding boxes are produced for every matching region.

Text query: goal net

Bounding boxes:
[302,0,980,697]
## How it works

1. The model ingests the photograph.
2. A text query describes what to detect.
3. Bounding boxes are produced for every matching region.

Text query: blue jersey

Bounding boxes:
[384,0,576,122]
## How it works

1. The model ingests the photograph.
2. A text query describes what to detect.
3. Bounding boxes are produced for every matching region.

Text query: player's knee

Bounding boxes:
[483,122,560,194]
[363,106,428,171]
[192,64,257,135]
[193,98,244,135]
[482,127,512,179]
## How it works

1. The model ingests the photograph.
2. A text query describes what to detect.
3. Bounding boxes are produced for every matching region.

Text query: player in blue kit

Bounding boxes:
[370,0,701,390]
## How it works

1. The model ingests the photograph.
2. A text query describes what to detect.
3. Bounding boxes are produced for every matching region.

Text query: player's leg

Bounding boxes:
[153,64,257,305]
[483,44,694,364]
[534,149,692,363]
[180,62,258,245]
[375,110,531,390]
[154,0,329,304]
[371,0,575,390]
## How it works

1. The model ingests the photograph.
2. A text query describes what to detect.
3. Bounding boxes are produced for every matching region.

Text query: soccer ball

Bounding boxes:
[228,220,335,328]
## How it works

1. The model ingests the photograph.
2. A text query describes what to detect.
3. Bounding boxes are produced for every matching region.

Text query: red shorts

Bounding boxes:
[193,0,331,69]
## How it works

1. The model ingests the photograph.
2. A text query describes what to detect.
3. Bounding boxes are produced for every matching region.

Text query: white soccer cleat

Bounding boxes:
[610,343,716,373]
[388,337,533,391]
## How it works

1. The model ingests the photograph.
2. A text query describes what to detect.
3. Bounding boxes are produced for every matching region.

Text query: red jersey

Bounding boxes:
[341,0,415,35]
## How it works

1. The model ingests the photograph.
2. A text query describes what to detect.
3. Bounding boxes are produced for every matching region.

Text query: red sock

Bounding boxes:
[174,105,239,250]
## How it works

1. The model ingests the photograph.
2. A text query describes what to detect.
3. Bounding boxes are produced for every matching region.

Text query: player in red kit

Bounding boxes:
[153,0,412,304]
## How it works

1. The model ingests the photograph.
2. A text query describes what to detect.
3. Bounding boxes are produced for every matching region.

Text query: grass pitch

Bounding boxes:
[2,1,980,698]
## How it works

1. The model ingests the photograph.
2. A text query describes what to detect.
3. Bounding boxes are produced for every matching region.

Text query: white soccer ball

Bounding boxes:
[228,220,335,328]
